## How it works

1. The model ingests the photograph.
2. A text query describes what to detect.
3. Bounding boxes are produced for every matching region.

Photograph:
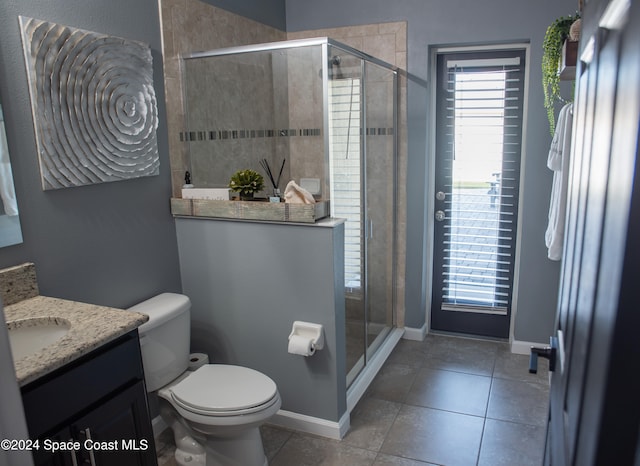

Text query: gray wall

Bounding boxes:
[176,218,347,422]
[0,0,181,308]
[286,0,576,342]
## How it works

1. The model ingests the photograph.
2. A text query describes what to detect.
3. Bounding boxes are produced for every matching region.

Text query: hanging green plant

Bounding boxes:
[542,13,580,135]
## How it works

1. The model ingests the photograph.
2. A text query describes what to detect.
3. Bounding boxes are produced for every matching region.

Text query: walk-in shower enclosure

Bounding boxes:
[181,38,398,389]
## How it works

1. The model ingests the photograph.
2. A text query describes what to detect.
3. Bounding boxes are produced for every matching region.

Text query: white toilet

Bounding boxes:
[129,293,281,466]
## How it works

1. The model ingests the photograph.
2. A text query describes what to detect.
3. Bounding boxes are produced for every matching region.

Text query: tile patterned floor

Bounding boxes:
[157,333,550,466]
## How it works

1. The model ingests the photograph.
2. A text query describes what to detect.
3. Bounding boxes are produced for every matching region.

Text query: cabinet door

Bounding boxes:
[73,381,156,466]
[31,426,76,466]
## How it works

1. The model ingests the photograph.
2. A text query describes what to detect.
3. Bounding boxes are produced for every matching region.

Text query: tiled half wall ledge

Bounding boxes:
[171,198,330,224]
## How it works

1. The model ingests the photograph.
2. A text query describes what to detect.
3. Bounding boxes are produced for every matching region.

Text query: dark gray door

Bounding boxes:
[431,48,525,338]
[544,0,640,464]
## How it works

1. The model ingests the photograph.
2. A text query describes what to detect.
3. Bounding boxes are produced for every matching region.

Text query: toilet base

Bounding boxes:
[162,403,269,466]
[200,427,268,466]
[174,446,206,466]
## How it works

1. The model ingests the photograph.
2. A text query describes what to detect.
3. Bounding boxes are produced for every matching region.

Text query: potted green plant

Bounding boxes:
[228,169,264,200]
[542,13,580,135]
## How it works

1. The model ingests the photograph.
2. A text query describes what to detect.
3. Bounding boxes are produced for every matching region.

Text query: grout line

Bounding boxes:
[476,417,488,466]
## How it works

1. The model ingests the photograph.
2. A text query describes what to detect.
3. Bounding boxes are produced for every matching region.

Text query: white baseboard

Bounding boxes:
[154,409,350,441]
[269,409,350,440]
[511,339,546,355]
[402,323,427,341]
[152,415,168,439]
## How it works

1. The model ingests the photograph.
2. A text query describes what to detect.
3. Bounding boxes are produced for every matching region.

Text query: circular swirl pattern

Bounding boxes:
[21,17,159,190]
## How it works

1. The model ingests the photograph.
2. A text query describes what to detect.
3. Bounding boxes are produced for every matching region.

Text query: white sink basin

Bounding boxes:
[7,317,71,361]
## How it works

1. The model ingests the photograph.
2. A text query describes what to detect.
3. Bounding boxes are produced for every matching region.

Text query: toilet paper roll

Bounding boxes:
[288,335,316,356]
[188,352,210,371]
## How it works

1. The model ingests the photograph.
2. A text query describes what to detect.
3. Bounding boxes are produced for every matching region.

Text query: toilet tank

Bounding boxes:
[128,293,191,392]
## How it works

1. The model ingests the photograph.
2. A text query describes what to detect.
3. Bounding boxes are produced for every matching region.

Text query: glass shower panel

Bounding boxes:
[327,46,366,386]
[364,61,396,360]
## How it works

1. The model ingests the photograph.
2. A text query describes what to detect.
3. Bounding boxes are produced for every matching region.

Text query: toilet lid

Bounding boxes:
[170,365,278,415]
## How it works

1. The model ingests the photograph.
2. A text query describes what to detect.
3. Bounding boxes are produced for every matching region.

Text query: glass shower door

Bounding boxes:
[327,47,366,386]
[364,60,396,362]
[328,46,397,387]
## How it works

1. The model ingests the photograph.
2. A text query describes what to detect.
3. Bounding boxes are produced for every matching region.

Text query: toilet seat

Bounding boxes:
[170,364,279,417]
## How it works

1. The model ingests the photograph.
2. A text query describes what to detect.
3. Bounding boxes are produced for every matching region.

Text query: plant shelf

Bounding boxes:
[559,40,578,81]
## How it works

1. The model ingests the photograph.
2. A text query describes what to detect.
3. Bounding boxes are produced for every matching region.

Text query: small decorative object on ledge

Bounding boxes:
[284,180,315,204]
[259,158,286,200]
[19,17,159,190]
[569,17,582,41]
[228,169,264,200]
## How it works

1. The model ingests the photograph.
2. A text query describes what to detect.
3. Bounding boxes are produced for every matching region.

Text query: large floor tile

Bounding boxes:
[261,424,294,461]
[383,339,429,369]
[493,346,550,384]
[405,367,491,416]
[422,334,501,376]
[487,378,549,426]
[478,418,546,466]
[366,363,418,403]
[344,397,402,451]
[270,433,377,466]
[381,405,484,466]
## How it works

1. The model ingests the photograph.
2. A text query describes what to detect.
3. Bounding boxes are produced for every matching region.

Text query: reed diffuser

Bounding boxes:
[259,158,286,199]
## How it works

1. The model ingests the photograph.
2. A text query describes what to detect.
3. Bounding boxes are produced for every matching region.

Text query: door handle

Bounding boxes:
[69,438,78,466]
[529,336,558,373]
[78,428,97,466]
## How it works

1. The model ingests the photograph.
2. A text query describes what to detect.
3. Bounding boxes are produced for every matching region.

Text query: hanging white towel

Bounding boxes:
[545,103,573,261]
[0,105,18,216]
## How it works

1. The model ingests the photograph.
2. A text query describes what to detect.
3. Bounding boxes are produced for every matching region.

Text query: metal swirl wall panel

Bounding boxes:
[19,17,159,190]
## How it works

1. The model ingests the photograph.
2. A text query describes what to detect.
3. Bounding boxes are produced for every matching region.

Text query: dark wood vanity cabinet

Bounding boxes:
[20,330,157,466]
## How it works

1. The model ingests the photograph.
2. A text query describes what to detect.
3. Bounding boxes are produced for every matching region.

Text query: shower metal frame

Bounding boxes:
[183,37,400,403]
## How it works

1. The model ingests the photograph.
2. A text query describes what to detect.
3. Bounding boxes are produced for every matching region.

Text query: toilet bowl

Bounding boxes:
[129,293,281,466]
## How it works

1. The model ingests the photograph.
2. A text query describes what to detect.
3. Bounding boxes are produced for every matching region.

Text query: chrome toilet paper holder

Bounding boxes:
[288,321,324,351]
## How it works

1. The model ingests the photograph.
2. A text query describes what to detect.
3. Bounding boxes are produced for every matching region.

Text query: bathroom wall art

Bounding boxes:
[19,17,159,190]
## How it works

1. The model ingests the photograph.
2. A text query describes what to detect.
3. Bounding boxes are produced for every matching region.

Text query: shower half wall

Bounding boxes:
[177,38,403,431]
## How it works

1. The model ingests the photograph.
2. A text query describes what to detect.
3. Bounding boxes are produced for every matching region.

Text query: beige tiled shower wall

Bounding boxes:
[158,0,407,326]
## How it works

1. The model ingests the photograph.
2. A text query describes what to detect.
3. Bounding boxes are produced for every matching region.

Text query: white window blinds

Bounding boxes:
[330,78,362,289]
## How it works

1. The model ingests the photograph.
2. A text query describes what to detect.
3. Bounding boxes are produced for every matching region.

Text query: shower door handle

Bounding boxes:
[365,220,373,239]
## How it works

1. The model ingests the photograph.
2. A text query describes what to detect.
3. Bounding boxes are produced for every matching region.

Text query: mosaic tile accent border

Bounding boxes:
[179,127,394,142]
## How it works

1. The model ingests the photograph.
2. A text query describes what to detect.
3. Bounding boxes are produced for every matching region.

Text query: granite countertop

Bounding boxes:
[4,295,149,387]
